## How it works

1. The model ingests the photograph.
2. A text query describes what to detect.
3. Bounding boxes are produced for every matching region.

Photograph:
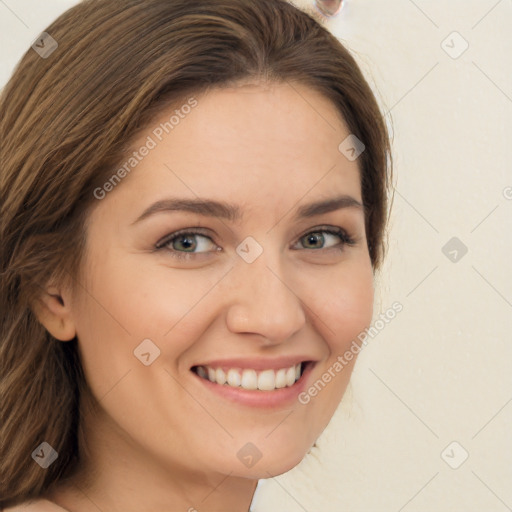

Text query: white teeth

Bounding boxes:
[275,368,287,389]
[195,363,304,391]
[227,368,241,387]
[257,369,275,391]
[215,368,226,385]
[241,369,258,390]
[286,366,296,387]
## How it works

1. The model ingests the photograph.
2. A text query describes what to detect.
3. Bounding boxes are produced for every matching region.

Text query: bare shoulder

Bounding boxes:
[3,498,69,512]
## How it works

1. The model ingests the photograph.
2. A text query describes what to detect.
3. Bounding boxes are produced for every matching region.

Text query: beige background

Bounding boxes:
[2,1,511,511]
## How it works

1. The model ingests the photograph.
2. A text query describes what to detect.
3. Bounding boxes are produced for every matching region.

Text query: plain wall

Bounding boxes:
[2,1,510,511]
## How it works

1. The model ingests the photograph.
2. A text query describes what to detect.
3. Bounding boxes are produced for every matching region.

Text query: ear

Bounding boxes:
[32,284,77,341]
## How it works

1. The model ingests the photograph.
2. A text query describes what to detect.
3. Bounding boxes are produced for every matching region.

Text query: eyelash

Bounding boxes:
[155,226,357,261]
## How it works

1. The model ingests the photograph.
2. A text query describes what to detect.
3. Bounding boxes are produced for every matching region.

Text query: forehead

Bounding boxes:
[95,82,362,220]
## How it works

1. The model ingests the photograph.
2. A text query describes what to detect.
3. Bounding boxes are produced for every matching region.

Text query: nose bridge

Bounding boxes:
[225,247,307,342]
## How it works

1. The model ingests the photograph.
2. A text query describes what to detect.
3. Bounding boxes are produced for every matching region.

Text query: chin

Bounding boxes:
[220,437,315,479]
[264,449,311,477]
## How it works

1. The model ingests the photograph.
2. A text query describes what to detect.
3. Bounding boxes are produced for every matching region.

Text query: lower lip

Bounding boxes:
[191,362,315,408]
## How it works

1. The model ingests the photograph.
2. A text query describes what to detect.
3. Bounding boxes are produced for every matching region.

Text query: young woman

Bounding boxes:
[0,0,392,510]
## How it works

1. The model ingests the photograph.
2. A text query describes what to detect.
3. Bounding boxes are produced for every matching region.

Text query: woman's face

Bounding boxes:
[69,81,374,480]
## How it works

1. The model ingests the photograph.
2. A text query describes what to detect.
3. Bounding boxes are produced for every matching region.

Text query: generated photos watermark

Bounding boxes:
[93,96,198,200]
[298,301,403,404]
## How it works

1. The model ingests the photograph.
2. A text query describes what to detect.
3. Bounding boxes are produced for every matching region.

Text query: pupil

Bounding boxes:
[307,233,322,248]
[178,235,195,251]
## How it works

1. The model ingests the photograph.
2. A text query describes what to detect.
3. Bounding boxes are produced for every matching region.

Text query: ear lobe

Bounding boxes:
[32,285,77,341]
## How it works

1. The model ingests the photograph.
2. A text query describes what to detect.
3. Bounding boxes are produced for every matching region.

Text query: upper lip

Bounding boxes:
[192,356,317,371]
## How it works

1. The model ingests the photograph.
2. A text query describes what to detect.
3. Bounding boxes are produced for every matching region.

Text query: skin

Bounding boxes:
[34,80,374,512]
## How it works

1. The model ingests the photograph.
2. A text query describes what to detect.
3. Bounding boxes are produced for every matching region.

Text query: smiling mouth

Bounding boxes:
[191,362,311,391]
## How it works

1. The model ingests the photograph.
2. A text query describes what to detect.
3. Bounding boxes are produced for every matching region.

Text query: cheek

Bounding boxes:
[72,254,224,390]
[312,257,375,352]
[303,257,374,409]
[70,255,168,399]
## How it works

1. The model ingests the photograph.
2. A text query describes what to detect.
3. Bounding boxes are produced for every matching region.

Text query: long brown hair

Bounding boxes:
[0,0,392,506]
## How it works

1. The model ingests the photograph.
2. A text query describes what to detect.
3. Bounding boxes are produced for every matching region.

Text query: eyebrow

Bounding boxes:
[131,194,363,225]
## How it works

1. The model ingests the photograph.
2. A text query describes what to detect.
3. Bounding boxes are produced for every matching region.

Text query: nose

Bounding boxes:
[225,255,307,344]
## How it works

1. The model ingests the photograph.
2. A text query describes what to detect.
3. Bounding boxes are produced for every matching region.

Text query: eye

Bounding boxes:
[155,225,356,261]
[155,228,219,260]
[294,226,356,252]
